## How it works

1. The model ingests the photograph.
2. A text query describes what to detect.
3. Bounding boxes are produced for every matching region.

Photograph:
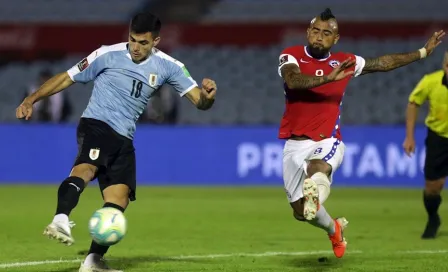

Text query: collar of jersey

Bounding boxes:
[442,72,448,87]
[304,46,331,61]
[125,46,155,65]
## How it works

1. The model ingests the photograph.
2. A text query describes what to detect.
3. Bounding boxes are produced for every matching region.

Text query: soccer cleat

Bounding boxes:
[328,217,349,258]
[302,178,320,220]
[43,220,76,246]
[79,254,123,272]
[421,215,441,239]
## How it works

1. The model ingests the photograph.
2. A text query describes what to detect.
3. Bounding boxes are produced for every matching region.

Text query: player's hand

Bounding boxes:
[16,99,34,120]
[327,58,355,82]
[402,137,416,157]
[424,30,445,56]
[201,78,217,99]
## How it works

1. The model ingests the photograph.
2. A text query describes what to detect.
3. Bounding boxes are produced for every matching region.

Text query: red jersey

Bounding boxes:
[277,45,365,141]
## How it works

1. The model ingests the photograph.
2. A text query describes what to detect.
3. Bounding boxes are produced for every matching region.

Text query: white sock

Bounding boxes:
[310,172,331,204]
[83,253,101,266]
[308,205,335,234]
[53,214,69,224]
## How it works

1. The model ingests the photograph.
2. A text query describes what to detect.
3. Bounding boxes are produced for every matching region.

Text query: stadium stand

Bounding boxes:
[203,0,448,22]
[0,0,148,23]
[0,39,438,125]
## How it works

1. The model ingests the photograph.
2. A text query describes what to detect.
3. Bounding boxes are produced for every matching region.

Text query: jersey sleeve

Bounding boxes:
[166,62,198,97]
[278,48,300,77]
[409,75,430,105]
[353,55,365,77]
[67,48,107,83]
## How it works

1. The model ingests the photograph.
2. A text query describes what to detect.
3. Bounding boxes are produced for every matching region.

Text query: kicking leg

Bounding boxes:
[422,178,445,239]
[44,163,97,245]
[305,159,348,258]
[284,139,347,258]
[80,184,129,272]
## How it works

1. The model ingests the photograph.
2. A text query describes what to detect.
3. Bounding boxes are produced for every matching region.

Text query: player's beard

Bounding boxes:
[307,44,330,59]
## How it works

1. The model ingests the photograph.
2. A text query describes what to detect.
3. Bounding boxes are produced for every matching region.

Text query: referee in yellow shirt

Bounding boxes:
[403,51,448,239]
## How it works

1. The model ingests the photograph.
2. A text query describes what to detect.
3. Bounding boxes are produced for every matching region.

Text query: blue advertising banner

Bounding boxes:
[0,124,427,187]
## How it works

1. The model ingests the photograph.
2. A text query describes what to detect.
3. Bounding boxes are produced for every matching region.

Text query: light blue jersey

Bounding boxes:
[67,42,197,139]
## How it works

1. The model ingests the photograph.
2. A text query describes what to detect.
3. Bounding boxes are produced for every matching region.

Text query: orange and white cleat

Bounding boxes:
[328,217,349,258]
[302,178,320,220]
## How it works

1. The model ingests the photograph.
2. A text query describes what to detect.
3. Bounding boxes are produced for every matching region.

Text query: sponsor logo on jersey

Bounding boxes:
[329,60,340,68]
[279,55,288,66]
[77,58,89,72]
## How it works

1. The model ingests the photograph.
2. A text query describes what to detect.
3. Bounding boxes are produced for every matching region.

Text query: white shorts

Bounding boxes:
[283,138,345,203]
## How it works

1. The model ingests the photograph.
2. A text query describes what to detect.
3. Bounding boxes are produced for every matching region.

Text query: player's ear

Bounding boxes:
[334,34,340,44]
[153,36,161,47]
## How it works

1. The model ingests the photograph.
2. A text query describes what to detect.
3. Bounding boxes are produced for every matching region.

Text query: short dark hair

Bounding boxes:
[130,12,162,37]
[320,8,336,21]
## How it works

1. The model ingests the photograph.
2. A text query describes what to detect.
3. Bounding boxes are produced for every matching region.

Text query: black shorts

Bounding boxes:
[74,118,136,201]
[424,128,448,181]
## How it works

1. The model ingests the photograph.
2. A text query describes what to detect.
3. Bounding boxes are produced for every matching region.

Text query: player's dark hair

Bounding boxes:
[320,8,336,21]
[130,12,162,37]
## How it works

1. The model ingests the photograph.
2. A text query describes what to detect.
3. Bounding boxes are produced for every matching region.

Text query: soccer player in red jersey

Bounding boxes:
[278,8,445,258]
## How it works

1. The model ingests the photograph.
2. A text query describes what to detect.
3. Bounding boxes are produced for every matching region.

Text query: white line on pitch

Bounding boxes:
[0,251,358,269]
[398,250,448,254]
[0,249,446,269]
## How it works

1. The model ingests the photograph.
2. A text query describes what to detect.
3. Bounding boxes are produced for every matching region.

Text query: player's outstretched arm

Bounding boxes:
[16,72,74,120]
[361,30,445,75]
[184,78,217,110]
[281,59,355,90]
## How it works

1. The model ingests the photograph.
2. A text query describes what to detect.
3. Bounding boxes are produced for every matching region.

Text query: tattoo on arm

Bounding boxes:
[361,51,421,75]
[281,64,329,90]
[197,92,214,110]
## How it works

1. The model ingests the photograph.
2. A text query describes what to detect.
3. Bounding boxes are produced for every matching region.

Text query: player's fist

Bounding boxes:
[201,78,217,99]
[327,58,355,82]
[16,99,34,120]
[402,137,416,157]
[424,30,445,56]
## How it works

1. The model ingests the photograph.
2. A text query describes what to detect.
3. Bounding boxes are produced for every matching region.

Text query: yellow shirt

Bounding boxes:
[409,70,448,138]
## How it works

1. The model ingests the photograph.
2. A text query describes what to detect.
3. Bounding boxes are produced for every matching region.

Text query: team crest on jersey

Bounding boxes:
[149,74,158,87]
[77,58,89,72]
[328,60,340,68]
[89,148,100,161]
[279,55,288,66]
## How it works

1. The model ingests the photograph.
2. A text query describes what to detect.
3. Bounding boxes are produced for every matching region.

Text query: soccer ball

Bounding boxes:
[88,207,127,246]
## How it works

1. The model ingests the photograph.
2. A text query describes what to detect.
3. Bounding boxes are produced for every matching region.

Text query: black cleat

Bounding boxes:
[421,215,441,239]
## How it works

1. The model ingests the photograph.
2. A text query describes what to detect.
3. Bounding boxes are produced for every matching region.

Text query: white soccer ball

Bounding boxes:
[88,207,127,246]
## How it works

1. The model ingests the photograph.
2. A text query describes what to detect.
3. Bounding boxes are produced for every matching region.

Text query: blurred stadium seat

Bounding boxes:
[0,39,438,124]
[0,0,148,23]
[203,0,448,22]
[0,0,445,126]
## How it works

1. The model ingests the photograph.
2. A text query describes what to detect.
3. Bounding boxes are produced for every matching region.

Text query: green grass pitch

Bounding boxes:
[0,185,447,271]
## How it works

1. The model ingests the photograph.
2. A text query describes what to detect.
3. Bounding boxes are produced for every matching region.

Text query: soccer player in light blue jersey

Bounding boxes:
[16,12,217,272]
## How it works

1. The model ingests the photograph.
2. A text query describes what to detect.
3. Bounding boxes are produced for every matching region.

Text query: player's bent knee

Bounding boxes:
[70,163,98,183]
[306,159,331,177]
[103,184,130,209]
